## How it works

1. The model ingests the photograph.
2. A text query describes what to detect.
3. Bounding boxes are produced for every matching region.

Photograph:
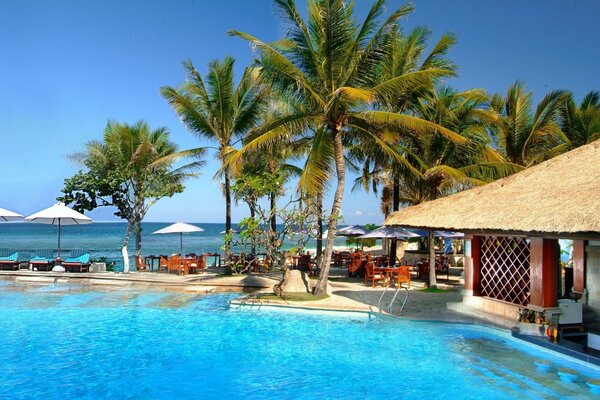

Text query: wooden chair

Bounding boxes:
[393,265,411,288]
[135,255,147,272]
[167,255,183,275]
[159,256,169,273]
[435,255,450,280]
[347,254,363,277]
[364,261,385,287]
[297,254,312,274]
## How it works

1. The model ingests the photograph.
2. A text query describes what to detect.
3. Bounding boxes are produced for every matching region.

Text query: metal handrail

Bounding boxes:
[376,284,409,317]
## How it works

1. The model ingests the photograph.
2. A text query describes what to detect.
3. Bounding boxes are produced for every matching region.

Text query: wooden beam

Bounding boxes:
[572,239,586,292]
[464,235,481,295]
[529,238,559,308]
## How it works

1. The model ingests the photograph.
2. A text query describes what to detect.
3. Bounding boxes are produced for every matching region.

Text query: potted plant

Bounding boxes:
[517,308,548,336]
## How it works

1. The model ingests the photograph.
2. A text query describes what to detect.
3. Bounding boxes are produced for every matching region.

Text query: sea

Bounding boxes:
[0,222,347,272]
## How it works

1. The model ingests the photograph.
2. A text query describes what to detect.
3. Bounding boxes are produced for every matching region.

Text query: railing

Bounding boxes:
[377,284,409,316]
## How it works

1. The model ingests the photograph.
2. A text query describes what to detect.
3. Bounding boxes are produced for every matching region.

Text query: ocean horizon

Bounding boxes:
[0,221,349,271]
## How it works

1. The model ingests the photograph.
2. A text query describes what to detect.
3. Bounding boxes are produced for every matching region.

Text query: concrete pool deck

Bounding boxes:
[0,268,514,329]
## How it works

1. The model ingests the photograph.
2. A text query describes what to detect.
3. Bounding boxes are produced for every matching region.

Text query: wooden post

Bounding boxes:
[529,237,559,308]
[572,239,586,293]
[464,235,481,295]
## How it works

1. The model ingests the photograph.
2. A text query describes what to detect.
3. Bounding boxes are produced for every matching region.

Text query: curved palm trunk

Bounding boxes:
[122,222,132,273]
[429,229,437,288]
[249,203,257,255]
[389,174,400,264]
[316,195,323,265]
[269,192,277,233]
[224,170,232,261]
[314,130,345,296]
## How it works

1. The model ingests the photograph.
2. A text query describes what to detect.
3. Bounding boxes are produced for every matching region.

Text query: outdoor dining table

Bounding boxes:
[373,266,402,286]
[202,252,221,268]
[144,255,163,272]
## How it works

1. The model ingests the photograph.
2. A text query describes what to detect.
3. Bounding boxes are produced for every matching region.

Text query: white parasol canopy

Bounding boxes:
[0,207,23,222]
[358,226,421,239]
[337,225,371,237]
[153,222,204,254]
[25,202,93,258]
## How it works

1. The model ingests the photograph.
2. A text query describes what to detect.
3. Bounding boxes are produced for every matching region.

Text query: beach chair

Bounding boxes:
[364,261,385,288]
[62,250,91,272]
[0,251,19,270]
[30,249,56,271]
[135,255,147,272]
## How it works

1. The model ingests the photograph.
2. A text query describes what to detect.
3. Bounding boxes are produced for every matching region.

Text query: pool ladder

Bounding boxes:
[377,284,409,316]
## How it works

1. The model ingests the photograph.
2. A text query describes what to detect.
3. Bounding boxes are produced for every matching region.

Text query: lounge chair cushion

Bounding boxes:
[31,256,53,262]
[64,253,90,264]
[0,252,17,261]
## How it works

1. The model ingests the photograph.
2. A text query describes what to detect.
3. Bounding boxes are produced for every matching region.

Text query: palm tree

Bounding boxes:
[350,24,458,262]
[490,81,570,166]
[555,91,600,152]
[229,0,464,295]
[404,87,522,286]
[161,58,265,260]
[64,120,196,272]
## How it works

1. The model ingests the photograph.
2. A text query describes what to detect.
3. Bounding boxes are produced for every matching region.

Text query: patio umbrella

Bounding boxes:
[25,202,93,258]
[0,207,23,222]
[153,222,204,254]
[337,225,371,237]
[357,226,421,239]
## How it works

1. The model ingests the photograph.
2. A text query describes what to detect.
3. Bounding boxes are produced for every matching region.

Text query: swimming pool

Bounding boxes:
[0,282,598,399]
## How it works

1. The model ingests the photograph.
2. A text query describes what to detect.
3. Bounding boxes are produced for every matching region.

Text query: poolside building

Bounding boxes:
[384,141,600,332]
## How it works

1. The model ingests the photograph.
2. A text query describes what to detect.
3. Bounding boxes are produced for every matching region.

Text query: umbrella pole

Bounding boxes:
[57,219,61,259]
[180,232,183,255]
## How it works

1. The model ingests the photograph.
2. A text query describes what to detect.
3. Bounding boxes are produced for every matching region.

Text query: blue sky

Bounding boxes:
[1,0,599,224]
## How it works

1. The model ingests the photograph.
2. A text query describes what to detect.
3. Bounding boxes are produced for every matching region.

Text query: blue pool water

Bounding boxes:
[0,283,598,399]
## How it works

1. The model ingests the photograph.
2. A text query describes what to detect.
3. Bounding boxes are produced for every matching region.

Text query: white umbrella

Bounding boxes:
[337,225,371,237]
[358,226,421,239]
[25,202,93,258]
[0,207,23,222]
[153,222,204,254]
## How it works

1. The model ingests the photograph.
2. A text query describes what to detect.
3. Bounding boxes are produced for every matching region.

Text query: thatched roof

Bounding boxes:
[385,141,600,237]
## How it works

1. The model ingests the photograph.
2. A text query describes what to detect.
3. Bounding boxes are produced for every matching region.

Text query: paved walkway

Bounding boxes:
[0,268,513,328]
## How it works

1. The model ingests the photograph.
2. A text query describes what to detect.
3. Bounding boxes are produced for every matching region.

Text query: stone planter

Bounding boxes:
[518,322,547,337]
[89,262,107,273]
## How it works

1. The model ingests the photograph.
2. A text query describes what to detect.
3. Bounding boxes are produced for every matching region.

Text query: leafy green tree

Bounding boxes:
[490,81,569,166]
[555,91,600,152]
[161,58,265,260]
[59,120,199,272]
[229,0,462,295]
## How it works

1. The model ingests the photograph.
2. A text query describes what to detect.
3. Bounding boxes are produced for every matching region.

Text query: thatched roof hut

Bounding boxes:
[385,140,600,237]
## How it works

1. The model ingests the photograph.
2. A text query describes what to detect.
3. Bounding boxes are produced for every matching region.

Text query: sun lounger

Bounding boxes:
[62,251,91,272]
[30,250,56,271]
[0,251,19,270]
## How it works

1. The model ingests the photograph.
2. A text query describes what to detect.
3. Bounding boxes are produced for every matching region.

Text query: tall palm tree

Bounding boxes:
[65,120,196,272]
[229,0,464,295]
[410,88,522,286]
[161,58,265,260]
[490,81,570,166]
[555,91,600,153]
[350,24,457,262]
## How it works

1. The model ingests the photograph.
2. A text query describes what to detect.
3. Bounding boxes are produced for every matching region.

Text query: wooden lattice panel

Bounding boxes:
[480,236,530,306]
